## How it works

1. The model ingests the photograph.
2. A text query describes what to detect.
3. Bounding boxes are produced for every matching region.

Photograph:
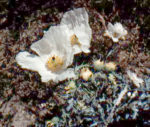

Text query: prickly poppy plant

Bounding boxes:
[0,0,149,127]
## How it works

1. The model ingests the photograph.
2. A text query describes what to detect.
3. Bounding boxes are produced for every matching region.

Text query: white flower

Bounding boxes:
[16,25,76,83]
[127,70,144,88]
[104,22,127,42]
[60,8,92,54]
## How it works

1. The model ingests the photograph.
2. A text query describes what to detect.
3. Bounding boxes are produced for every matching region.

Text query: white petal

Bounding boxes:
[114,22,127,37]
[32,25,74,68]
[39,68,76,83]
[31,39,53,56]
[61,8,89,27]
[54,68,76,83]
[39,67,76,83]
[46,25,74,67]
[31,25,73,58]
[112,37,119,42]
[73,24,91,53]
[39,69,56,83]
[114,22,122,29]
[16,51,58,83]
[45,25,70,51]
[81,46,91,53]
[72,45,82,55]
[61,8,92,54]
[107,22,115,33]
[16,51,44,72]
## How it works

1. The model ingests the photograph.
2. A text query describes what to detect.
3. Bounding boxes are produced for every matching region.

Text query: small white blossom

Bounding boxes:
[127,70,144,88]
[16,25,76,83]
[104,22,127,42]
[61,8,92,54]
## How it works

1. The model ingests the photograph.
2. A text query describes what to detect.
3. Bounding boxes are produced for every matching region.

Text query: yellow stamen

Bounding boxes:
[46,56,64,72]
[113,32,118,38]
[70,34,81,46]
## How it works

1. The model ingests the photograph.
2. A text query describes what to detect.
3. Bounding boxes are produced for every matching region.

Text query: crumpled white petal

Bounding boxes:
[61,8,92,54]
[31,39,53,56]
[104,22,127,42]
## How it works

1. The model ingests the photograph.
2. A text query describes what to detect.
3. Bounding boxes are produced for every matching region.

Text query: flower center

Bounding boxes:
[46,55,64,72]
[113,32,119,38]
[70,34,81,46]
